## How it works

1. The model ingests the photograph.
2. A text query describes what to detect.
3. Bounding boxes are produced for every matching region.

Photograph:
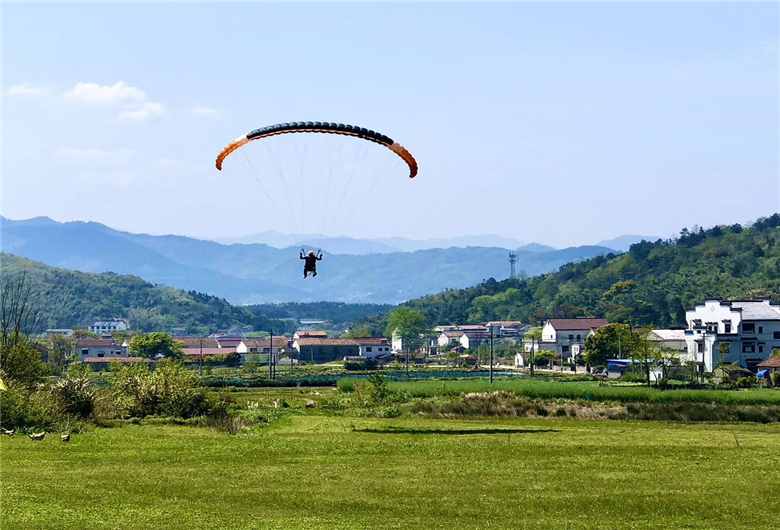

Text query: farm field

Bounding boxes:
[3,416,779,530]
[339,377,780,404]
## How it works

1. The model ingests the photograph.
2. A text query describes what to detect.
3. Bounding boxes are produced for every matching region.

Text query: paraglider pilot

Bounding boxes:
[301,249,323,278]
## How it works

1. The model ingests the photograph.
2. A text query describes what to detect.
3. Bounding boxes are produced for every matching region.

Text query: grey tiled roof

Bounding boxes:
[731,301,780,321]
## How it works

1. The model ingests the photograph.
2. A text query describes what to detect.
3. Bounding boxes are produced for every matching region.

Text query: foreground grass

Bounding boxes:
[339,377,780,405]
[2,416,779,529]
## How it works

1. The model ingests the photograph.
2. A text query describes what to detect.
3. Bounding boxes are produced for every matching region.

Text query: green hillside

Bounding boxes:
[0,254,286,335]
[360,214,780,332]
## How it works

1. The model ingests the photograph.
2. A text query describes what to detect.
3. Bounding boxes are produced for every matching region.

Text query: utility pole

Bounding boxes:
[489,327,494,384]
[199,338,203,376]
[530,337,535,378]
[268,329,275,380]
[405,334,410,377]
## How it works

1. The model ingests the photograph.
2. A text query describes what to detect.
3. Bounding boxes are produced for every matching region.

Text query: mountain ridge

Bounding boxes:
[1,216,614,304]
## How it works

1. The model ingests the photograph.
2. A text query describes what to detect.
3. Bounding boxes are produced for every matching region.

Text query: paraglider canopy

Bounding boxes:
[216,121,417,178]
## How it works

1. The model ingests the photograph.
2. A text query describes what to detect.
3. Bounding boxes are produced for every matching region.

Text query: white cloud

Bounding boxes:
[54,148,134,164]
[117,102,166,123]
[62,81,145,105]
[6,83,49,96]
[192,106,218,117]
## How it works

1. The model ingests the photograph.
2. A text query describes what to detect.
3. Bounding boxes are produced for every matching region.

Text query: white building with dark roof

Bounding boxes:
[89,318,128,335]
[538,317,610,360]
[684,298,780,372]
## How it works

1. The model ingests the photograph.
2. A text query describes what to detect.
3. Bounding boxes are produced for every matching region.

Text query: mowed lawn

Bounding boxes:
[2,417,779,530]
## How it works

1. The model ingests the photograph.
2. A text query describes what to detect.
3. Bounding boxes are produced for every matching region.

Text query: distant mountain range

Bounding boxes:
[1,216,623,304]
[213,230,648,256]
[216,231,532,255]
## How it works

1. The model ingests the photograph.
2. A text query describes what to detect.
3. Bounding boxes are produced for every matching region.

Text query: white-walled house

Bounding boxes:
[351,338,392,358]
[684,298,780,372]
[539,317,609,360]
[460,331,491,350]
[89,319,128,335]
[76,339,128,361]
[438,331,464,348]
[237,337,289,364]
[647,329,688,356]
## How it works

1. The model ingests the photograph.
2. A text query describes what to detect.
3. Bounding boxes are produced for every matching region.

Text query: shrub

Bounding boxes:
[772,372,780,388]
[736,377,756,389]
[51,376,96,419]
[338,378,357,393]
[367,373,390,402]
[0,382,63,430]
[620,371,646,383]
[109,360,212,419]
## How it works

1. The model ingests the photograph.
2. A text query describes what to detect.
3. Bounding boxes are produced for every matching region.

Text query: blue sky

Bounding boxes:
[2,2,778,248]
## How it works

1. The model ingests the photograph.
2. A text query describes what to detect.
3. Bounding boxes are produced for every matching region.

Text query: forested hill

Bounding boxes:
[360,215,780,332]
[0,254,286,335]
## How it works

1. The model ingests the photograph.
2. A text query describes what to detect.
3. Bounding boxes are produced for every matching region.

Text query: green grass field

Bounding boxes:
[3,416,779,529]
[339,377,780,405]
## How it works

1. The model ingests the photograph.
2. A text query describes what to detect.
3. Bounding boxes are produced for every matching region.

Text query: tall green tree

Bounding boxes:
[129,333,184,360]
[583,324,636,366]
[385,307,429,375]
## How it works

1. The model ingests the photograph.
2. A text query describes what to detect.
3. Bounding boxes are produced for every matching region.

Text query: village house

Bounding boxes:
[178,338,220,349]
[437,330,465,348]
[647,329,688,355]
[46,328,73,336]
[293,338,359,363]
[351,337,392,358]
[537,317,610,360]
[89,318,128,335]
[486,321,532,341]
[236,337,290,364]
[76,339,128,361]
[684,298,780,372]
[459,330,492,350]
[757,355,780,376]
[215,336,243,349]
[293,330,329,340]
[181,347,236,362]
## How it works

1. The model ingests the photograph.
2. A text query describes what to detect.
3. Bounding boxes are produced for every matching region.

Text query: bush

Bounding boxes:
[620,371,646,383]
[51,376,96,420]
[772,372,780,387]
[736,377,756,389]
[367,373,390,402]
[109,360,213,419]
[338,378,357,393]
[0,382,63,430]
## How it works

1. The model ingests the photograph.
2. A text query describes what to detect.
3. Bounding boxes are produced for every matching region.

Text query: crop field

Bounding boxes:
[3,416,779,530]
[338,377,780,405]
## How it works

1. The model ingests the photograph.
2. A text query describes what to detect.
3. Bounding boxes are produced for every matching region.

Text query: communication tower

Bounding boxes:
[509,252,518,278]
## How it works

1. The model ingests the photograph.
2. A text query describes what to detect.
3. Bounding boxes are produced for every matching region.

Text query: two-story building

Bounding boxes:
[293,338,359,364]
[647,329,688,355]
[351,337,392,358]
[684,298,780,372]
[486,321,532,342]
[538,317,609,360]
[236,337,289,364]
[76,339,128,361]
[89,318,128,335]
